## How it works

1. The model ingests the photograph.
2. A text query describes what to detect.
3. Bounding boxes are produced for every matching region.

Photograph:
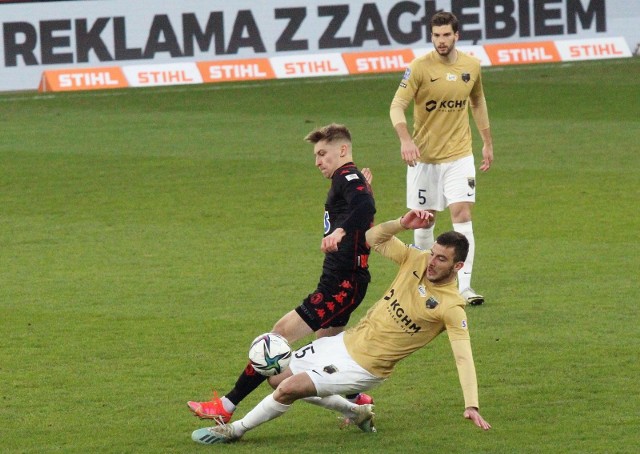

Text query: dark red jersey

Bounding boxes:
[322,163,376,277]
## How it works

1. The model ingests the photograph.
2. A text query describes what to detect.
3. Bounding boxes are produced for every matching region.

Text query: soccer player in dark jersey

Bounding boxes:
[191,209,491,445]
[188,123,376,423]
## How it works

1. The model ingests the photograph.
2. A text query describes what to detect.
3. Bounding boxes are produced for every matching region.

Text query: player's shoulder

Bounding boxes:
[413,51,433,63]
[433,284,467,309]
[411,51,436,68]
[401,52,433,84]
[457,51,482,69]
[404,243,427,263]
[334,164,362,182]
[441,297,468,326]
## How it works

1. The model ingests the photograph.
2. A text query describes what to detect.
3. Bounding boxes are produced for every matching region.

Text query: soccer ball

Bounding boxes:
[248,332,292,376]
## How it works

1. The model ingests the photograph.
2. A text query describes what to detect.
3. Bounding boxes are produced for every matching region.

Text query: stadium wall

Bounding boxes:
[0,0,638,92]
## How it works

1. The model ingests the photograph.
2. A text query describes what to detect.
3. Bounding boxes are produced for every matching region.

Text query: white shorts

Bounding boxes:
[289,332,384,397]
[407,155,476,212]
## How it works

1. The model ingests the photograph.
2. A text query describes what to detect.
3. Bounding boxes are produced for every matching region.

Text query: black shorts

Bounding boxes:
[295,272,369,332]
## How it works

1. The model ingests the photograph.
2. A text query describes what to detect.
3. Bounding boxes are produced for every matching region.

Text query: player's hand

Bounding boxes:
[400,140,421,167]
[399,209,434,230]
[361,167,373,184]
[464,407,492,431]
[321,228,346,253]
[479,143,493,172]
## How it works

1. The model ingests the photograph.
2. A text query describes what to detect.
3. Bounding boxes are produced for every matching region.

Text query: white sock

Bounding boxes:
[231,393,289,436]
[453,221,475,291]
[302,395,356,415]
[221,396,235,413]
[414,225,435,250]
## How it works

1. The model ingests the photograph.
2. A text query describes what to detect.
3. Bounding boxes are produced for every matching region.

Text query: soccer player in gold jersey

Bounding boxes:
[390,12,494,305]
[192,208,491,445]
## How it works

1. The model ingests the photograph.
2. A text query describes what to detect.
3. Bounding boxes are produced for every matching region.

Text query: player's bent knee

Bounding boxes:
[273,380,298,405]
[272,310,312,342]
[274,374,317,405]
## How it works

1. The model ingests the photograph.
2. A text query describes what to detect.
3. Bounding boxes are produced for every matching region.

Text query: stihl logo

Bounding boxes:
[198,59,275,82]
[60,72,120,88]
[569,43,624,58]
[39,67,127,92]
[138,70,194,84]
[485,41,561,65]
[284,60,339,75]
[343,49,414,74]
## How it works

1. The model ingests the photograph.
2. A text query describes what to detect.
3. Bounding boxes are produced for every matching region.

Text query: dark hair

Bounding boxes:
[430,12,459,34]
[305,123,352,144]
[435,231,469,263]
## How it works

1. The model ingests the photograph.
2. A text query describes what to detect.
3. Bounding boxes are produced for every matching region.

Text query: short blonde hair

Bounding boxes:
[304,123,352,144]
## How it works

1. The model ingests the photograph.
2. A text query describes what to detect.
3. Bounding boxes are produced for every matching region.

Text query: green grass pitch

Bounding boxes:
[1,57,639,453]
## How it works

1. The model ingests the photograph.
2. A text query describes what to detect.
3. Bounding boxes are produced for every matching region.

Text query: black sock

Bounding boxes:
[345,393,359,401]
[225,362,268,406]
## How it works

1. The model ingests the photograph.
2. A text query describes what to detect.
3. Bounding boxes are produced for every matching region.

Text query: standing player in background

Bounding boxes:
[390,11,494,305]
[188,123,376,423]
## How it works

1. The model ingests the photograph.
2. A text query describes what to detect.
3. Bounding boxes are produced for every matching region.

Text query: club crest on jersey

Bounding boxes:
[426,297,439,309]
[462,72,470,82]
[446,72,457,81]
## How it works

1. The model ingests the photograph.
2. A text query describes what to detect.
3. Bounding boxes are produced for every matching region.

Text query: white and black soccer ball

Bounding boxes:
[248,332,292,376]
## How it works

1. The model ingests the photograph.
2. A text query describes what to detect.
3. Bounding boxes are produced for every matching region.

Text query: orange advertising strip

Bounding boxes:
[197,59,275,83]
[37,37,631,92]
[484,41,561,66]
[342,49,414,74]
[38,67,128,92]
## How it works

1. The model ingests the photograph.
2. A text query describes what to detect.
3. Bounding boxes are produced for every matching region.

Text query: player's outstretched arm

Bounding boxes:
[399,209,434,230]
[464,407,492,430]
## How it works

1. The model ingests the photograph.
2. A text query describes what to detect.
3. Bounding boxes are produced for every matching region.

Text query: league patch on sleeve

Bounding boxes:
[461,319,468,329]
[345,174,360,181]
[409,244,424,250]
[399,67,411,88]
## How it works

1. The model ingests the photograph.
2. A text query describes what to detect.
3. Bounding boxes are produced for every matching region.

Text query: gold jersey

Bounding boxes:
[392,50,486,164]
[343,218,479,408]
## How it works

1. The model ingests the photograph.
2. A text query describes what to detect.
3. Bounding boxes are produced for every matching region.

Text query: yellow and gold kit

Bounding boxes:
[391,50,489,164]
[343,218,479,408]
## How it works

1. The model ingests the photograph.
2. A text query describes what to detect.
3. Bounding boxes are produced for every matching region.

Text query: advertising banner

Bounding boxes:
[1,0,638,92]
